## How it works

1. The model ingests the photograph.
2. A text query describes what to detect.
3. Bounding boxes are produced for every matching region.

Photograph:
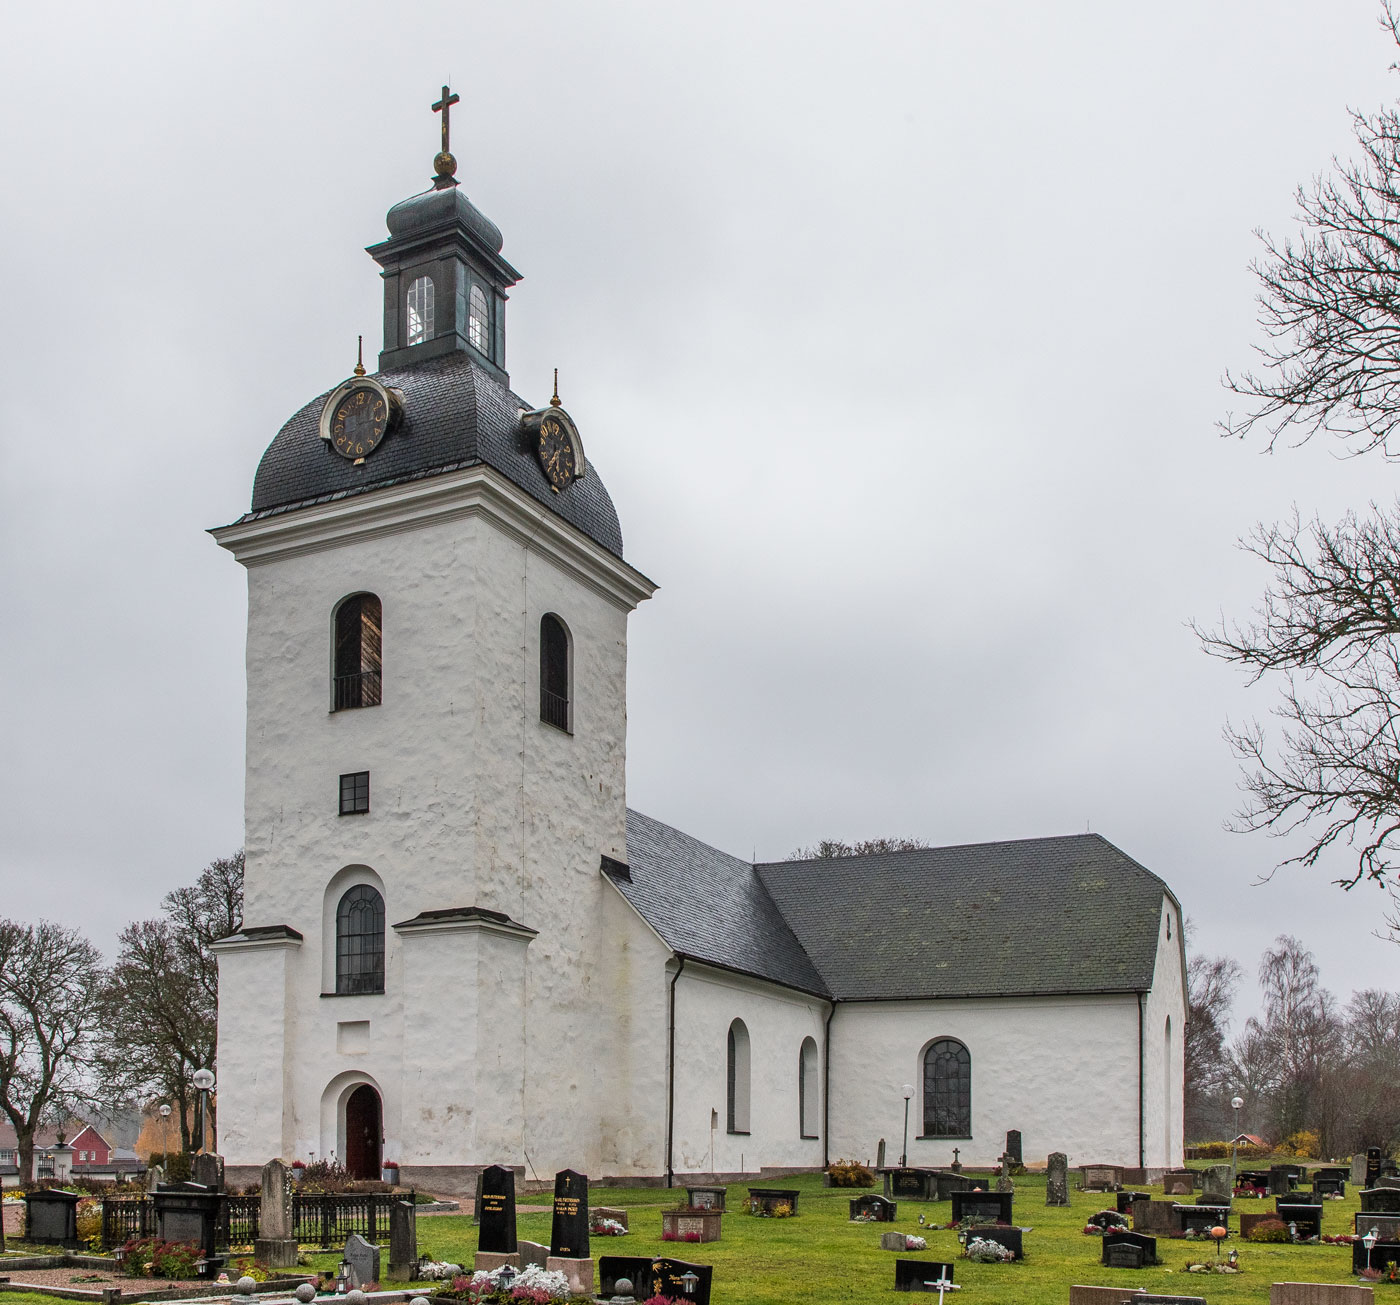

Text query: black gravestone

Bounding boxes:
[851,1194,897,1222]
[894,1260,956,1292]
[1354,1239,1400,1276]
[153,1187,223,1275]
[890,1169,932,1200]
[1005,1131,1022,1167]
[22,1189,83,1248]
[1117,1192,1149,1214]
[1356,1213,1400,1241]
[1361,1188,1400,1215]
[951,1190,1012,1224]
[1087,1210,1128,1231]
[650,1256,713,1305]
[1276,1201,1322,1238]
[1172,1204,1229,1233]
[550,1169,589,1259]
[1314,1177,1345,1197]
[1368,1148,1384,1190]
[598,1256,656,1297]
[477,1164,518,1254]
[1268,1165,1296,1197]
[747,1187,800,1215]
[1236,1171,1270,1191]
[1103,1230,1158,1267]
[686,1187,726,1211]
[967,1225,1022,1259]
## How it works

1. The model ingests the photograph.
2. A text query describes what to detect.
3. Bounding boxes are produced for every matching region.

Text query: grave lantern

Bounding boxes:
[499,1265,517,1291]
[1364,1228,1379,1273]
[679,1270,700,1298]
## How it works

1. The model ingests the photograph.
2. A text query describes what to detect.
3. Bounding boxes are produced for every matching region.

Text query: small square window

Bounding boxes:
[339,771,369,815]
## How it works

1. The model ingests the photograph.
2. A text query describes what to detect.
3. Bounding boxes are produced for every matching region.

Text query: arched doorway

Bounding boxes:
[345,1084,382,1179]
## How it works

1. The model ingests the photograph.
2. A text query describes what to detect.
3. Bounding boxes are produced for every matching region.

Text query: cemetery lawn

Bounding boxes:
[357,1171,1383,1305]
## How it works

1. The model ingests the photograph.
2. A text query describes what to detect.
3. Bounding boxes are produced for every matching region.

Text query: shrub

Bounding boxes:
[1283,1130,1321,1159]
[1245,1219,1291,1244]
[121,1236,201,1279]
[147,1152,194,1184]
[827,1159,875,1187]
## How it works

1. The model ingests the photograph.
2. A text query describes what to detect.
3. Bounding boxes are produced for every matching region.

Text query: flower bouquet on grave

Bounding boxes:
[416,1260,465,1279]
[905,1235,927,1251]
[963,1237,1015,1263]
[591,1217,627,1236]
[1322,1234,1356,1245]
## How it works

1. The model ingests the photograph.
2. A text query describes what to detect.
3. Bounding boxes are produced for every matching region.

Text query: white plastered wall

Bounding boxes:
[826,993,1144,1168]
[1140,893,1187,1168]
[215,472,651,1181]
[670,963,829,1176]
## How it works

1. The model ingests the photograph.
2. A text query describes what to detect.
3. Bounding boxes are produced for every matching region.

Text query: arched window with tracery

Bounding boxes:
[334,594,382,710]
[539,613,571,732]
[336,884,385,994]
[922,1038,971,1137]
[727,1019,751,1134]
[406,275,435,346]
[468,284,489,353]
[799,1036,819,1138]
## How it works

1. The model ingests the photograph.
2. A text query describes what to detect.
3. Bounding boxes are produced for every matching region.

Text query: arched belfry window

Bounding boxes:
[468,284,489,353]
[334,594,382,711]
[336,884,385,995]
[799,1036,819,1138]
[539,613,571,732]
[727,1019,751,1134]
[406,275,434,347]
[922,1038,971,1137]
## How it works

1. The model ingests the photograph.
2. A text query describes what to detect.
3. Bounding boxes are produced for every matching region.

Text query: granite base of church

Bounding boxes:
[254,1237,299,1269]
[546,1255,594,1295]
[475,1252,521,1273]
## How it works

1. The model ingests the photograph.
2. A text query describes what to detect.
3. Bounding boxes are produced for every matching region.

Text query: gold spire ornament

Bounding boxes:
[431,84,461,188]
[353,335,366,377]
[551,368,561,407]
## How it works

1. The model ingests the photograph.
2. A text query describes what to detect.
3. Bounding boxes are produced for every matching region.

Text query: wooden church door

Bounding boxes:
[345,1084,382,1179]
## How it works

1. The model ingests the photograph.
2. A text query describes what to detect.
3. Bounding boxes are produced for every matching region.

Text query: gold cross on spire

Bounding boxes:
[431,84,461,188]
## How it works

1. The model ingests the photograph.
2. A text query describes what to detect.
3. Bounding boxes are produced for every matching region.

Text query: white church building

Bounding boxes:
[211,109,1186,1194]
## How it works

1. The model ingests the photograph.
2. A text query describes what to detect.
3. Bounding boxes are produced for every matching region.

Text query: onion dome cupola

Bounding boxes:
[366,86,520,377]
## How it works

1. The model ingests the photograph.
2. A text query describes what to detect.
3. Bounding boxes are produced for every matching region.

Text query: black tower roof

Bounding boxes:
[239,120,625,558]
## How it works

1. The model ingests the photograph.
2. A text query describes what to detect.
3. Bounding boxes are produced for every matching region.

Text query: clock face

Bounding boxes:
[328,383,390,461]
[539,415,579,492]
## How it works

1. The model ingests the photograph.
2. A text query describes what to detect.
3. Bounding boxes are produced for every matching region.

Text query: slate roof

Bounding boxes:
[614,814,1172,1002]
[617,810,830,997]
[243,351,624,558]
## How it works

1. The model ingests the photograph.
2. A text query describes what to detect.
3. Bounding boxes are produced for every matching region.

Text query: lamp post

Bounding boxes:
[158,1103,172,1167]
[192,1069,215,1155]
[1230,1095,1244,1191]
[901,1084,914,1168]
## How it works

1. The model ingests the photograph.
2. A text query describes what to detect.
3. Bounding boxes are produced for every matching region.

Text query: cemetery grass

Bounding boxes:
[330,1171,1381,1305]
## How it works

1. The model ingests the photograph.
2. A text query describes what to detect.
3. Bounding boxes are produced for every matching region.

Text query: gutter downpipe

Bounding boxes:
[666,956,686,1189]
[822,1000,837,1170]
[1137,991,1146,1168]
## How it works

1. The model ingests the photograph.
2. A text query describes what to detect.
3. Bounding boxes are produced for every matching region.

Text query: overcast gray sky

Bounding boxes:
[2,0,1396,1028]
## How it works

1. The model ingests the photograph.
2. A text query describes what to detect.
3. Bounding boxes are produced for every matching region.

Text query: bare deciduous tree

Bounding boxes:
[1221,4,1400,456]
[101,852,242,1151]
[1184,949,1244,1139]
[0,920,106,1182]
[1196,504,1400,898]
[786,837,929,861]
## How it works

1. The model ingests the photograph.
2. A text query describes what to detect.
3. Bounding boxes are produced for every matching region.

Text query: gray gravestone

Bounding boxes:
[518,1239,550,1269]
[877,1138,886,1169]
[1202,1164,1233,1201]
[255,1159,297,1269]
[388,1201,416,1279]
[1005,1131,1022,1167]
[191,1152,224,1191]
[881,1230,908,1251]
[1046,1152,1069,1206]
[344,1233,380,1289]
[146,1163,164,1193]
[1354,1155,1369,1186]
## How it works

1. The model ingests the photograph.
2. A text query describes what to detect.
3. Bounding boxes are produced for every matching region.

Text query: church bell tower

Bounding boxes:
[210,89,655,1193]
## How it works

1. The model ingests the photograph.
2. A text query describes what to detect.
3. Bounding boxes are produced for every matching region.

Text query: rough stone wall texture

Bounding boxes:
[219,480,644,1175]
[826,993,1142,1167]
